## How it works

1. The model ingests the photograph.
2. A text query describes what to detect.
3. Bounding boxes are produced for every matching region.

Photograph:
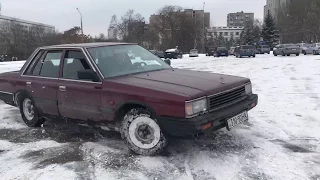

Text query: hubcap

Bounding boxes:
[23,98,34,121]
[128,116,161,149]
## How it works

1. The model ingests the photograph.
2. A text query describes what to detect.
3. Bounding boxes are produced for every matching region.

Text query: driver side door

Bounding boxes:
[57,49,102,122]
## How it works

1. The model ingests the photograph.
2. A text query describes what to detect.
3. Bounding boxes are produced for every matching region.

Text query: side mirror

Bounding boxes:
[164,59,171,65]
[77,69,100,82]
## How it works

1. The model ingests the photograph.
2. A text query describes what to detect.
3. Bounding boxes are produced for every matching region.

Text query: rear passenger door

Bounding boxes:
[57,49,102,121]
[23,50,63,116]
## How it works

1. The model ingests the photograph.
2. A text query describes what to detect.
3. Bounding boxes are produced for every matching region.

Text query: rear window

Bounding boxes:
[241,46,253,49]
[284,44,297,48]
[217,47,227,50]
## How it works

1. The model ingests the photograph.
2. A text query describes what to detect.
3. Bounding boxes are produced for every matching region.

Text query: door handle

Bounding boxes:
[59,86,66,92]
[26,82,32,86]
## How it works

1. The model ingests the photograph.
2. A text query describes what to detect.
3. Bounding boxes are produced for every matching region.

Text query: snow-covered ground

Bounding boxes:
[0,55,320,180]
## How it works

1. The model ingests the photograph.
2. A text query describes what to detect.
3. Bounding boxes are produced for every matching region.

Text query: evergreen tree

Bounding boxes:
[243,25,254,45]
[262,11,280,47]
[228,34,235,47]
[218,33,225,47]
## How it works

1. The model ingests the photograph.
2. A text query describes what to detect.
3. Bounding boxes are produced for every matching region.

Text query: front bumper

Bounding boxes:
[158,94,258,137]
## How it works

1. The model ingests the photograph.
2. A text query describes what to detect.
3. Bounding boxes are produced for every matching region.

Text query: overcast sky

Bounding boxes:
[1,0,265,36]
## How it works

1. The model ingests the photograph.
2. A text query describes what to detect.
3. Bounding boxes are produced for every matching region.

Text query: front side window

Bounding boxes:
[87,45,171,78]
[62,50,92,81]
[32,50,62,78]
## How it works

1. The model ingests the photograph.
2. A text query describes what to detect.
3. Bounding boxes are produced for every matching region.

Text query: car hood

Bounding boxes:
[112,69,250,99]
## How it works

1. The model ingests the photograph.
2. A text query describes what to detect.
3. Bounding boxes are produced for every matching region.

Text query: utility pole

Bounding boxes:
[202,2,206,54]
[76,8,84,42]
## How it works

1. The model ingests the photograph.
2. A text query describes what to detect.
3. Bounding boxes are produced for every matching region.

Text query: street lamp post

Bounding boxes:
[76,8,84,42]
[202,2,206,54]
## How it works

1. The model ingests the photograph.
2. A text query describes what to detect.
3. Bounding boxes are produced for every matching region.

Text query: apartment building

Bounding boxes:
[227,11,254,27]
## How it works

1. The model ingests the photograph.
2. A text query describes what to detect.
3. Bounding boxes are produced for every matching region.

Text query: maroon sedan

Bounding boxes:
[0,43,258,155]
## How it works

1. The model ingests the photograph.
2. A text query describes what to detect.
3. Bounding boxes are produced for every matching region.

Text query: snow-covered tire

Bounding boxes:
[120,108,168,156]
[18,94,44,127]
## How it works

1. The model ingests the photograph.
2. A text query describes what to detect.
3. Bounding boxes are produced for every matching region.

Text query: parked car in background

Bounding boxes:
[229,47,236,55]
[312,43,320,55]
[206,47,215,56]
[256,45,270,54]
[164,48,182,59]
[297,43,306,53]
[0,42,258,155]
[300,44,313,55]
[214,47,229,57]
[189,49,199,57]
[273,44,300,56]
[235,45,256,58]
[150,50,165,58]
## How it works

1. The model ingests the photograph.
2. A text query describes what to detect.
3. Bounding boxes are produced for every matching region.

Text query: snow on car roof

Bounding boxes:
[165,49,177,52]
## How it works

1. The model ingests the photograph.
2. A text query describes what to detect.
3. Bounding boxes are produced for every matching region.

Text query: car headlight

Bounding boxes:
[185,98,207,117]
[245,83,252,95]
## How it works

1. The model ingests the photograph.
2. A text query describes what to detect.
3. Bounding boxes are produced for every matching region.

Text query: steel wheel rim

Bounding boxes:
[23,98,34,121]
[128,116,161,149]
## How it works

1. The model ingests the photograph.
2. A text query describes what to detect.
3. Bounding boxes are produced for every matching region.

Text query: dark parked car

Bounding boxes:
[214,47,229,57]
[0,42,258,155]
[235,45,256,58]
[206,47,216,56]
[164,48,182,59]
[150,50,164,58]
[256,45,270,54]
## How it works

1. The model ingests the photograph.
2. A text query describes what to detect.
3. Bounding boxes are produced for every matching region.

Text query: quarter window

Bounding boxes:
[62,50,92,81]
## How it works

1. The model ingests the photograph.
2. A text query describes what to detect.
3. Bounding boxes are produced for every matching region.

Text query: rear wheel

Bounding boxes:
[296,53,300,56]
[19,94,45,127]
[287,54,290,56]
[120,108,168,156]
[282,51,286,56]
[303,51,307,55]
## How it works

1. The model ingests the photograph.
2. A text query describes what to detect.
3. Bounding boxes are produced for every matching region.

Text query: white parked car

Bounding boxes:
[312,43,320,55]
[189,49,199,57]
[301,44,314,55]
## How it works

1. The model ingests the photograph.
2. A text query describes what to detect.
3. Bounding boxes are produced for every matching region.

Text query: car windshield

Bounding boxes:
[87,45,171,78]
[218,47,227,50]
[241,45,253,49]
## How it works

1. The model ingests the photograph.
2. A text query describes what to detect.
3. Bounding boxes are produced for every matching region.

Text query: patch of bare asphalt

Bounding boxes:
[270,139,314,153]
[22,143,84,169]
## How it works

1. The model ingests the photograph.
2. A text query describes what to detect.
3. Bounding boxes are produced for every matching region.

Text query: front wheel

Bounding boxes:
[296,53,300,56]
[120,108,168,156]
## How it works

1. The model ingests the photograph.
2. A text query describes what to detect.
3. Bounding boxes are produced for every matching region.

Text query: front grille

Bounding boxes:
[208,86,246,110]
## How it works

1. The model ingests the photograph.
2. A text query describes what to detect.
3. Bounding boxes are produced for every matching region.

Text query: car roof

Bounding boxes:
[41,42,136,49]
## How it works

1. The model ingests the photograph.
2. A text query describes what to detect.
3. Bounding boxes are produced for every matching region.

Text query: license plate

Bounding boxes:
[227,111,248,130]
[221,53,225,55]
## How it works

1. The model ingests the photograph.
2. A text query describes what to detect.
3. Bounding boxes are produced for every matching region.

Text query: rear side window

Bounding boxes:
[32,51,62,78]
[25,50,44,75]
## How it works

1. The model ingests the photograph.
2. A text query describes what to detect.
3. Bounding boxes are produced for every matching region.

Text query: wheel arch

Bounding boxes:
[14,89,33,107]
[114,101,157,121]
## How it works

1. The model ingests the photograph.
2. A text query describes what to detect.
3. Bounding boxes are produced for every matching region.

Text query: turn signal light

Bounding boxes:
[201,122,212,130]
